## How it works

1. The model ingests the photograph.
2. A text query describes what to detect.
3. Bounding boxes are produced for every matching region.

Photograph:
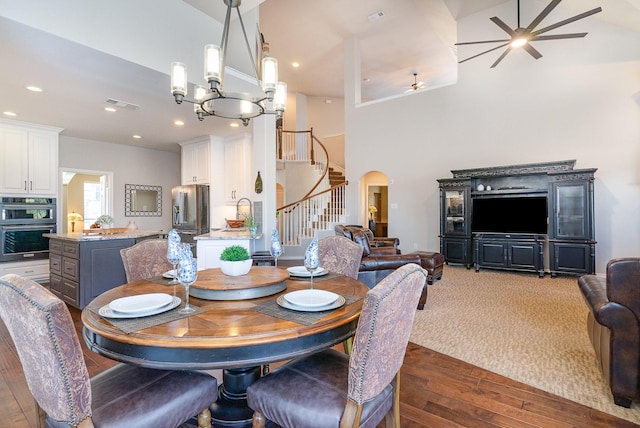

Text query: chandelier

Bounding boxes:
[170,0,286,126]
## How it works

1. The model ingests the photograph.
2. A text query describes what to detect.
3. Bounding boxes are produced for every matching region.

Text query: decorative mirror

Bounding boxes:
[125,184,162,216]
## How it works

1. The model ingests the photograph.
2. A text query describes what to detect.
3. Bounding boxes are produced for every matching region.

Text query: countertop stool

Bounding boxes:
[252,251,276,266]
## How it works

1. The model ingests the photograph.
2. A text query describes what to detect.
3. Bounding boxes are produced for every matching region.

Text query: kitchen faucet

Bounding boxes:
[236,198,253,220]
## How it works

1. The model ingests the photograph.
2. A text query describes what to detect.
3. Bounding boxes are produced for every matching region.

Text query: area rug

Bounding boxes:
[409,265,640,424]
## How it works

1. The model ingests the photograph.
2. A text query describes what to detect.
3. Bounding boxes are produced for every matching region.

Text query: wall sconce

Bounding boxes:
[68,212,83,232]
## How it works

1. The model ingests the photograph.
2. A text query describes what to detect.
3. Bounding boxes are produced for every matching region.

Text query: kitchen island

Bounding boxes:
[195,229,262,270]
[44,230,163,308]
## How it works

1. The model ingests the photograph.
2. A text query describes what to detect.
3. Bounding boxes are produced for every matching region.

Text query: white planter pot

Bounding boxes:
[220,259,253,276]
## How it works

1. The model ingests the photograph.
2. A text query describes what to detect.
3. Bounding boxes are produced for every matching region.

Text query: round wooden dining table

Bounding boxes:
[81,267,368,428]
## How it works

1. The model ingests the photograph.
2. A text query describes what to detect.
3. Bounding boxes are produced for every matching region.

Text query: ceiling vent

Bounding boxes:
[105,98,139,110]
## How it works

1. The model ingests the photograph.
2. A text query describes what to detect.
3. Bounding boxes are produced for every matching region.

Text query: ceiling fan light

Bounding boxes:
[511,37,528,48]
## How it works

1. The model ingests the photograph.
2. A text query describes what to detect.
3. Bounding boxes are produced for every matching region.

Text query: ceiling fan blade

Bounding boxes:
[455,39,511,46]
[522,43,542,59]
[490,47,513,68]
[533,7,602,36]
[491,16,516,36]
[458,42,510,64]
[525,0,562,32]
[531,33,588,41]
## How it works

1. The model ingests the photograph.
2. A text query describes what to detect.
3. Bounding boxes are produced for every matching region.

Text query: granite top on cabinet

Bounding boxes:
[195,229,262,240]
[43,230,164,242]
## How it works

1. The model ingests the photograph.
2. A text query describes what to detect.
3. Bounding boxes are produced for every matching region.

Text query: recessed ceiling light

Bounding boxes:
[132,135,142,139]
[230,122,240,128]
[174,120,185,126]
[3,111,17,117]
[25,86,43,92]
[292,62,300,68]
[104,107,116,112]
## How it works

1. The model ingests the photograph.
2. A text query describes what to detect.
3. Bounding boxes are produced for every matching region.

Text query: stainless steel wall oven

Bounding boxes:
[0,197,56,261]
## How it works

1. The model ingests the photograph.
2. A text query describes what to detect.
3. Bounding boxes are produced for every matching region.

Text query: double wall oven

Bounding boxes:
[0,197,56,262]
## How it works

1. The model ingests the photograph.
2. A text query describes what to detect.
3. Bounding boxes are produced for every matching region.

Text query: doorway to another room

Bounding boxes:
[60,169,113,233]
[363,171,388,237]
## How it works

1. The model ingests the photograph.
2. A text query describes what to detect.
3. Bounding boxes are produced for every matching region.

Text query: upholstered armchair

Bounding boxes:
[247,264,428,428]
[578,258,640,408]
[0,273,218,427]
[336,224,400,255]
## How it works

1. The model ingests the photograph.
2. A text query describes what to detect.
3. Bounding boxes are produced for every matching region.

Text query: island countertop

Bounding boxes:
[43,230,163,242]
[195,229,262,240]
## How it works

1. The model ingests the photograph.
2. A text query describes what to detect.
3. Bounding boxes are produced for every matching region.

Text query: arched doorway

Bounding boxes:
[362,171,388,237]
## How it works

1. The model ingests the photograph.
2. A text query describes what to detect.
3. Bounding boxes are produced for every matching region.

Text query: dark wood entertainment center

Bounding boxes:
[438,160,596,277]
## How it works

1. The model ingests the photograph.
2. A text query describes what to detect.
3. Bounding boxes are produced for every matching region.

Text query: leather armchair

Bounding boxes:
[336,224,400,255]
[334,224,427,309]
[578,258,640,408]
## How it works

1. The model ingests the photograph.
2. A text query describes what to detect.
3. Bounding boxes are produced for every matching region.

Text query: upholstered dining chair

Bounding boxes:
[0,273,218,428]
[247,263,427,428]
[120,238,173,282]
[318,235,363,280]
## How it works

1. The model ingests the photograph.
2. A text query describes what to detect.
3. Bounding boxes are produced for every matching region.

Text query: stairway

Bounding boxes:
[328,168,346,187]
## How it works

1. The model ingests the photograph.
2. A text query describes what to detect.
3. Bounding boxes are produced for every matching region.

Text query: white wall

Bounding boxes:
[59,136,180,232]
[343,2,640,274]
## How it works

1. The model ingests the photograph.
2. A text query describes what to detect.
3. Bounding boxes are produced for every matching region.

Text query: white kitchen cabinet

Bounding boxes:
[196,238,250,270]
[0,259,50,283]
[180,138,210,185]
[0,121,61,196]
[224,136,251,204]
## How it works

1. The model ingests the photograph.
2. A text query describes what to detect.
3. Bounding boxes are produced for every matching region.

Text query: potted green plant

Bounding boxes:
[243,213,259,237]
[219,245,252,276]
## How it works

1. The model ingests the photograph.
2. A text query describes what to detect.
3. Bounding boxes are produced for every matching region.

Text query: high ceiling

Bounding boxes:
[0,0,637,153]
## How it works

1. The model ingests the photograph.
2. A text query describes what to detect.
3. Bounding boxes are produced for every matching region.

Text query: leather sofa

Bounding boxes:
[578,258,640,408]
[335,225,445,310]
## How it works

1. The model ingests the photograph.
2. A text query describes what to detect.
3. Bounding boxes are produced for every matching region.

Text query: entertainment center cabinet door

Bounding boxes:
[549,241,595,277]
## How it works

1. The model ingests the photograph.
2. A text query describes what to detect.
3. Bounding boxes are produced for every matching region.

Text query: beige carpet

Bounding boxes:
[409,265,640,424]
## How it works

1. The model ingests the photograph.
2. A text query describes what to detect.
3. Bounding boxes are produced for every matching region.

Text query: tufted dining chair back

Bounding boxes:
[247,263,427,428]
[0,273,218,428]
[120,238,173,282]
[318,235,363,280]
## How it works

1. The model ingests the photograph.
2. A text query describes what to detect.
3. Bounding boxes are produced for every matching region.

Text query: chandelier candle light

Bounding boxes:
[170,0,287,126]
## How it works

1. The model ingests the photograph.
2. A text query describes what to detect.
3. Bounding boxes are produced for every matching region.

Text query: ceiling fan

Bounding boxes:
[405,73,425,93]
[455,0,602,68]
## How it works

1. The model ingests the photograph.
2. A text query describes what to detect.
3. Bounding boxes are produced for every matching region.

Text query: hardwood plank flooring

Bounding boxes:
[0,305,636,427]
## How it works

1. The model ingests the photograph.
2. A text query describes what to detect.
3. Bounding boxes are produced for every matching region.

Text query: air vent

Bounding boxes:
[105,98,139,110]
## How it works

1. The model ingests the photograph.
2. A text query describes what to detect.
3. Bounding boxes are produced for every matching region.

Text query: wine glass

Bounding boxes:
[269,228,283,267]
[167,230,181,285]
[177,257,197,314]
[304,237,319,289]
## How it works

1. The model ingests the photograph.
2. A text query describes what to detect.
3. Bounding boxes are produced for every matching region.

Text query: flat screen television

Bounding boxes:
[471,196,548,234]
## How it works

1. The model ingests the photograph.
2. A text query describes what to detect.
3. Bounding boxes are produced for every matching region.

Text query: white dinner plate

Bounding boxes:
[162,269,177,279]
[100,296,181,319]
[283,289,339,307]
[286,266,328,278]
[109,293,174,314]
[277,294,345,312]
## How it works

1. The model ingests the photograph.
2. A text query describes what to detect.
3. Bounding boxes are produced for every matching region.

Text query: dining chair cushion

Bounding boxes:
[120,238,173,282]
[46,364,217,428]
[247,349,391,428]
[318,235,363,280]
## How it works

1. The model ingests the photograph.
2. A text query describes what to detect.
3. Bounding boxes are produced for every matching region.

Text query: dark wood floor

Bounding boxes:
[1,304,637,427]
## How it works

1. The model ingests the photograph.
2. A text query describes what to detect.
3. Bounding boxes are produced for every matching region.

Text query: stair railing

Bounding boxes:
[278,181,349,246]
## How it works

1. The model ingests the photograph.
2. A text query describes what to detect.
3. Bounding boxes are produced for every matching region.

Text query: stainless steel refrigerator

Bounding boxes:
[171,185,210,255]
